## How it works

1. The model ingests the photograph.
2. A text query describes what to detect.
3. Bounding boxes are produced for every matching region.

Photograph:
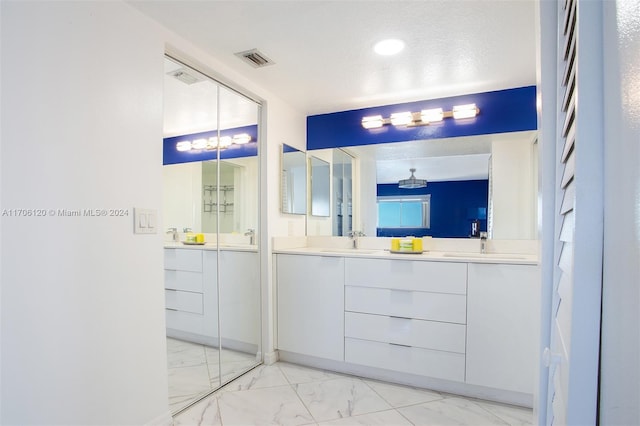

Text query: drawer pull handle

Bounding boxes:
[389,342,412,348]
[166,308,178,311]
[165,289,177,292]
[389,315,411,320]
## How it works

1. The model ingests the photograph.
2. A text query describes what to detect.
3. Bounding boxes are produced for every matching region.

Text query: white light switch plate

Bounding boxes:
[134,208,157,234]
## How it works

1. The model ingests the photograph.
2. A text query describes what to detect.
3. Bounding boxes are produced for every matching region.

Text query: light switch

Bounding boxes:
[147,212,156,229]
[139,213,147,228]
[134,208,157,234]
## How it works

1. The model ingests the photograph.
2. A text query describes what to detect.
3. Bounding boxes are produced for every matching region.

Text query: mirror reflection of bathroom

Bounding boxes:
[347,130,538,240]
[281,144,307,215]
[310,156,331,217]
[332,149,353,236]
[162,56,261,414]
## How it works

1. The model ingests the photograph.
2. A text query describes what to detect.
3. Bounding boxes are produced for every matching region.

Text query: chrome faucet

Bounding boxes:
[244,228,256,245]
[166,227,179,242]
[480,232,488,254]
[183,227,192,233]
[348,230,365,249]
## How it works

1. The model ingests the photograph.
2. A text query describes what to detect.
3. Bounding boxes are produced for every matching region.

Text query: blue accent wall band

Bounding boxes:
[307,86,537,150]
[163,125,258,165]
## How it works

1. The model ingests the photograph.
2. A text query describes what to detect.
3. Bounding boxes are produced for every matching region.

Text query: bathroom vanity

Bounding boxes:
[274,247,539,407]
[164,244,260,352]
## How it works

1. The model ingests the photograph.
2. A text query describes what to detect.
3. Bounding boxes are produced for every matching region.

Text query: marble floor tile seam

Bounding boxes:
[275,362,357,386]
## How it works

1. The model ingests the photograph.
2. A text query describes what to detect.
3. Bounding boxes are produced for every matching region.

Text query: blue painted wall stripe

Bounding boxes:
[307,86,537,150]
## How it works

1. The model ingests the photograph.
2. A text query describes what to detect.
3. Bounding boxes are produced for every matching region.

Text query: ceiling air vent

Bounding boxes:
[167,68,203,85]
[235,49,275,68]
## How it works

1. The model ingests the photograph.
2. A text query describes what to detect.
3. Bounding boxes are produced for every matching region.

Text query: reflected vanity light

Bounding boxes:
[361,115,385,129]
[175,133,252,152]
[176,141,192,152]
[232,133,251,144]
[390,112,413,126]
[191,138,208,150]
[361,104,479,129]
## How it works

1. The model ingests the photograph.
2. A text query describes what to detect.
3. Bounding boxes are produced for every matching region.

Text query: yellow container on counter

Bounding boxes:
[185,233,196,243]
[195,233,205,243]
[399,237,414,251]
[391,238,400,251]
[412,238,423,252]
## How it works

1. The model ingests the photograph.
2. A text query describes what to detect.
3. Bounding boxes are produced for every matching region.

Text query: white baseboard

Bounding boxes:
[278,350,533,408]
[263,350,279,365]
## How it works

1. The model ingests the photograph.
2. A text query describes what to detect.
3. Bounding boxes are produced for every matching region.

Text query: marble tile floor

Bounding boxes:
[167,338,259,413]
[173,361,533,426]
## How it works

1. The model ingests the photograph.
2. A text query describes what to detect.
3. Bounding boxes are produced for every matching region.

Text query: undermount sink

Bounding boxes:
[442,252,530,260]
[320,248,379,254]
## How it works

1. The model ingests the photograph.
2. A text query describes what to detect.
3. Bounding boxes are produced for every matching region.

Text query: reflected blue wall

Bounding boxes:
[376,180,489,238]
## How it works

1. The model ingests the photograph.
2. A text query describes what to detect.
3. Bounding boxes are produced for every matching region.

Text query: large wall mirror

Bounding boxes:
[162,56,261,414]
[307,130,537,240]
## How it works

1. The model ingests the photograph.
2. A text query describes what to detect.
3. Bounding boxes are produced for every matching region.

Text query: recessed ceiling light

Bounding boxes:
[374,39,405,56]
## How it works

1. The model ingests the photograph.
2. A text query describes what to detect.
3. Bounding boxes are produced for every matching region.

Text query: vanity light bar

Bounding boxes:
[174,133,252,152]
[361,104,479,129]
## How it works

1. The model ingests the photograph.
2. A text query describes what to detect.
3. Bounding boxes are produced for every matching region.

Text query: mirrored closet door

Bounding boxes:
[162,56,262,414]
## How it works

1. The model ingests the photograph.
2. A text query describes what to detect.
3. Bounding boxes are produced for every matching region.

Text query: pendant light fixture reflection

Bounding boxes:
[398,168,427,189]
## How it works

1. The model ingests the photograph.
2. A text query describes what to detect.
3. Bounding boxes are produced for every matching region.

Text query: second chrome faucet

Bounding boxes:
[348,230,366,249]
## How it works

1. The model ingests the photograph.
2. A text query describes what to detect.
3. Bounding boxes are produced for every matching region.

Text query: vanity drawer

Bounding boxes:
[345,311,466,353]
[165,290,203,314]
[165,309,206,334]
[345,258,467,294]
[345,286,466,324]
[164,248,203,272]
[164,270,203,293]
[345,337,465,382]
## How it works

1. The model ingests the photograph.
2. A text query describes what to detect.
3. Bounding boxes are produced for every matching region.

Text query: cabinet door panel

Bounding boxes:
[345,286,466,324]
[466,263,539,394]
[219,250,260,353]
[277,254,344,361]
[345,312,466,353]
[346,258,467,294]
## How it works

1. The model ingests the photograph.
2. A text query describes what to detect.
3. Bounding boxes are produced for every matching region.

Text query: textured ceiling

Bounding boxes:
[129,0,538,116]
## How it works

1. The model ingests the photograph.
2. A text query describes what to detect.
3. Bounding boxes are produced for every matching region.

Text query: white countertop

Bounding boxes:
[273,246,538,265]
[164,242,258,252]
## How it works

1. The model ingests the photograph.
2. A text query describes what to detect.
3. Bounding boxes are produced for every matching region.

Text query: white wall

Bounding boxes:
[600,1,640,424]
[1,2,169,424]
[1,0,306,423]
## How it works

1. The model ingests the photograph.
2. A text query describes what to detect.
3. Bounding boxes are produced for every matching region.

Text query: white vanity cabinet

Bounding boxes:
[164,248,218,345]
[343,258,468,382]
[465,263,540,394]
[276,254,345,361]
